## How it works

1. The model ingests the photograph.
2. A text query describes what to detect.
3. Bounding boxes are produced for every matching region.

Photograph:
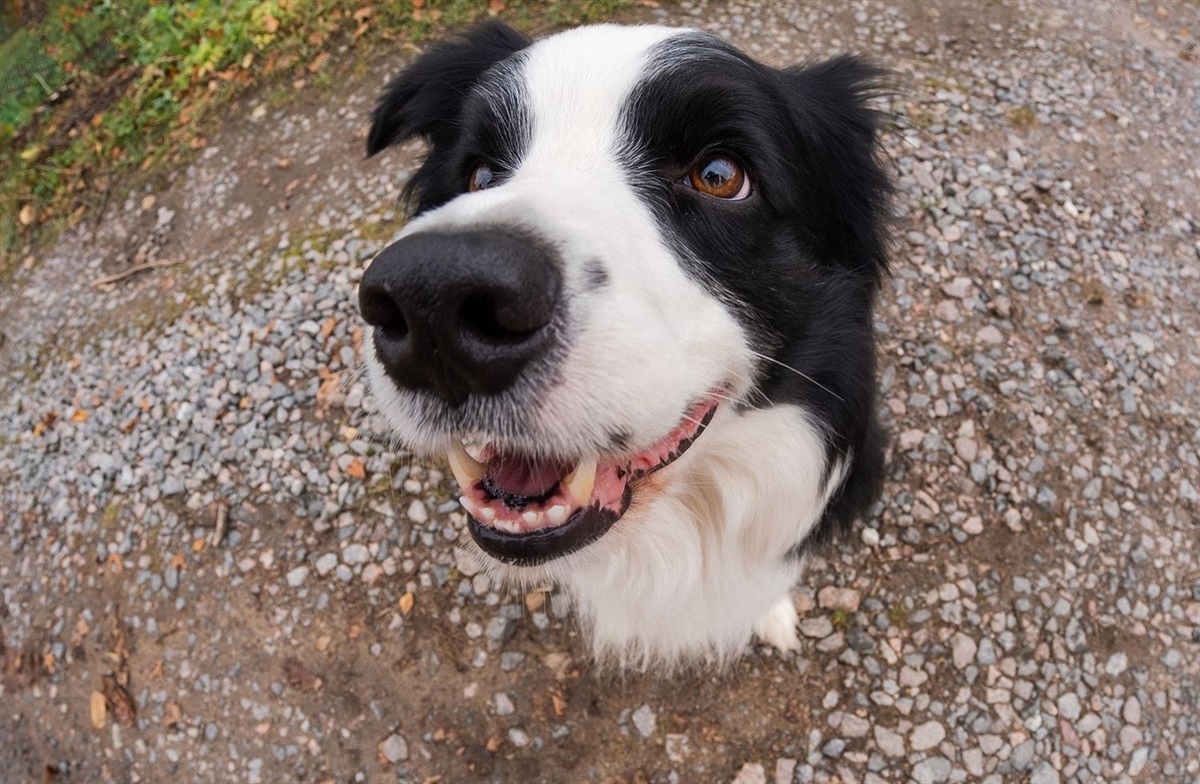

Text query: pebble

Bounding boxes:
[379,733,408,764]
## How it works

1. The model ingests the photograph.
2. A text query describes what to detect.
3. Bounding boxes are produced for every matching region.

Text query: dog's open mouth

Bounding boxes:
[445,397,719,565]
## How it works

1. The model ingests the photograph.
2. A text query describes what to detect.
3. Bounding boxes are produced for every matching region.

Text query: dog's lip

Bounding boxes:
[457,397,720,566]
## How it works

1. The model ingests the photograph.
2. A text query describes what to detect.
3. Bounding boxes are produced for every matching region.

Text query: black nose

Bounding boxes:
[358,230,562,405]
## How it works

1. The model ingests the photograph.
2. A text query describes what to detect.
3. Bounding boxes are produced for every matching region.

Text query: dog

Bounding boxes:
[358,21,891,669]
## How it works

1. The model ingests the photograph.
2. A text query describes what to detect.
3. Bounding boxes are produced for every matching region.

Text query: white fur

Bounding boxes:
[363,26,845,667]
[477,405,845,669]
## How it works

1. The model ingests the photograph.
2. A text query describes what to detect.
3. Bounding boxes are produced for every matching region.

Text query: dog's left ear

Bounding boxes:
[367,21,530,156]
[779,56,893,281]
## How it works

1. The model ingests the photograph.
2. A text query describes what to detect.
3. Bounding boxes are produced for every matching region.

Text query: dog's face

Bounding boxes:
[360,23,889,569]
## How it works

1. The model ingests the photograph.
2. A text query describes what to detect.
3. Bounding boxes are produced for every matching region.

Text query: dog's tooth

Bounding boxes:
[498,518,522,534]
[460,496,479,517]
[447,440,485,489]
[563,456,597,506]
[547,505,569,525]
[479,506,495,523]
[522,511,540,527]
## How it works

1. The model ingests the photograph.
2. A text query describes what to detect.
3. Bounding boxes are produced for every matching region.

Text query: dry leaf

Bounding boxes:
[163,701,182,728]
[321,317,337,339]
[399,592,415,615]
[102,674,137,727]
[90,691,107,728]
[346,458,366,479]
[551,691,566,716]
[524,591,545,613]
[43,652,56,674]
[488,0,506,12]
[307,52,331,73]
[261,12,280,33]
[282,657,322,691]
[485,736,500,753]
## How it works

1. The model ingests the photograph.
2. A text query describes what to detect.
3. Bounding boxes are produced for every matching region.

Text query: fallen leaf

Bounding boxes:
[192,537,206,553]
[170,553,185,569]
[71,409,88,423]
[43,652,56,674]
[90,691,107,728]
[307,52,331,73]
[485,736,500,753]
[282,657,322,692]
[321,317,337,339]
[261,12,280,32]
[399,592,414,615]
[102,674,137,727]
[163,701,182,728]
[488,0,506,12]
[551,691,566,716]
[524,591,546,613]
[346,458,366,479]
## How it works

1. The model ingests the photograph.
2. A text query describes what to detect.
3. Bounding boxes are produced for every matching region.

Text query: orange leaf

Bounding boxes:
[399,592,414,615]
[170,553,185,569]
[71,409,89,423]
[489,0,506,12]
[346,458,366,479]
[261,12,280,33]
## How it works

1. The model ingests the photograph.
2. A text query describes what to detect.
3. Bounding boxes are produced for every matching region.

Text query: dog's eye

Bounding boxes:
[469,162,497,193]
[688,155,750,200]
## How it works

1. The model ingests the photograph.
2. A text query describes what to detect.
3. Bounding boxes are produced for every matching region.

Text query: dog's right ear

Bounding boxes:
[367,21,530,157]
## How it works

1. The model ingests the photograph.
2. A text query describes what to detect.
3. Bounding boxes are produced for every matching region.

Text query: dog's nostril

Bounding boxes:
[459,292,535,344]
[361,291,408,338]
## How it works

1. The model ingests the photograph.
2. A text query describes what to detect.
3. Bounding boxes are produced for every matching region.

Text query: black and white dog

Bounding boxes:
[358,22,891,668]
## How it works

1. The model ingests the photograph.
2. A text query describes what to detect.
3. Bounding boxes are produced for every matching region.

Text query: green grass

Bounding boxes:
[0,0,632,281]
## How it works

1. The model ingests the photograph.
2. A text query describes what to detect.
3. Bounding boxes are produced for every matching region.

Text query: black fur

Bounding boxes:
[367,20,531,208]
[366,23,892,541]
[622,35,892,540]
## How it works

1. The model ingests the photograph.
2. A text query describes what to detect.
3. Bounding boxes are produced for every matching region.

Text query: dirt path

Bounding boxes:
[2,1,1198,783]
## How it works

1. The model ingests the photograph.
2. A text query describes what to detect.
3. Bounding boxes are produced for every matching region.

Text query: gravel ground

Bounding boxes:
[2,0,1198,782]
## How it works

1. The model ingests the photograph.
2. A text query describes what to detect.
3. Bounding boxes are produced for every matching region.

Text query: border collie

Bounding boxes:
[358,22,891,668]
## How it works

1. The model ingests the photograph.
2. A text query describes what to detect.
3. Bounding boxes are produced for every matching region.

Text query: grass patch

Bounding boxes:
[0,0,632,281]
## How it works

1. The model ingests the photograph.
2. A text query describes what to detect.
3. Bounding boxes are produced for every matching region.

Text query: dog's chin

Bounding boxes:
[438,396,720,567]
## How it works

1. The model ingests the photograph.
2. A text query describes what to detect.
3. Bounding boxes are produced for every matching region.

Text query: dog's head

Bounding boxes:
[359,22,890,568]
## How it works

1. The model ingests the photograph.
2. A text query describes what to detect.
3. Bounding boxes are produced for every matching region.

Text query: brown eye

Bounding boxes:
[688,155,749,200]
[469,162,497,192]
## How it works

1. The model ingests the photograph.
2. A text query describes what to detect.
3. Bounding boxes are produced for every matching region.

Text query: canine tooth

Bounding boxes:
[460,496,479,516]
[563,456,597,505]
[522,511,541,526]
[447,441,485,489]
[547,505,569,525]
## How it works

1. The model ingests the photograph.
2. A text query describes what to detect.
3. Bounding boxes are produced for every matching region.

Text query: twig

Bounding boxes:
[91,258,183,288]
[210,503,229,547]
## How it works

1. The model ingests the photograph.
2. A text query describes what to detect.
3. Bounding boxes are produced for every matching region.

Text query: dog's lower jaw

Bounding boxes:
[492,404,840,670]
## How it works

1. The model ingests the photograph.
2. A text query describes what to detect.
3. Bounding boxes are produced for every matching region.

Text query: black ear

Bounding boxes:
[780,56,893,281]
[366,21,530,157]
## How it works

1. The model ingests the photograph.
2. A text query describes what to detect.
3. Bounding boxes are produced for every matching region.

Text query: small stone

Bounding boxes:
[632,704,656,738]
[493,692,515,716]
[774,758,797,784]
[839,714,870,738]
[406,499,428,523]
[951,632,977,669]
[285,566,309,587]
[942,277,973,298]
[874,726,905,757]
[315,554,338,576]
[910,720,946,751]
[977,325,1004,344]
[732,762,767,784]
[911,757,952,784]
[507,728,530,748]
[379,733,408,763]
[1057,692,1081,722]
[800,617,833,638]
[342,544,369,565]
[1029,763,1060,784]
[818,586,861,612]
[1123,696,1141,725]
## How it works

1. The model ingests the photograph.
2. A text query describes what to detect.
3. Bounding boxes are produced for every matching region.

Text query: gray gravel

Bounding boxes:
[1,0,1199,782]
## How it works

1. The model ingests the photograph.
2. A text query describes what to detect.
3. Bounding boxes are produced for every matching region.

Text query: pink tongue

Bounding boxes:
[486,453,570,497]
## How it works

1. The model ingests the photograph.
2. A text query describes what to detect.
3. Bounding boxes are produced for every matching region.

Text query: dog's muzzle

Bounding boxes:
[358,229,561,406]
